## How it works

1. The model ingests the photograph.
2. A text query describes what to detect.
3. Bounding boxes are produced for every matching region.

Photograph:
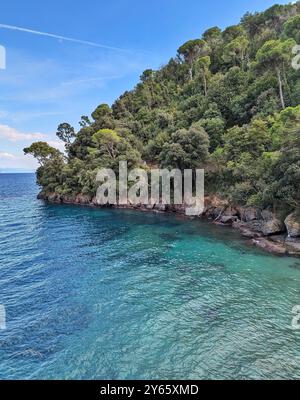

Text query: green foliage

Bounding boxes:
[56,123,76,145]
[255,38,296,108]
[283,14,300,42]
[23,142,61,165]
[159,123,210,169]
[91,104,114,130]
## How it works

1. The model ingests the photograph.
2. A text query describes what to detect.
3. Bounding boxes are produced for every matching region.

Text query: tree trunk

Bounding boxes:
[282,62,292,105]
[276,67,285,110]
[202,71,207,96]
[189,65,193,81]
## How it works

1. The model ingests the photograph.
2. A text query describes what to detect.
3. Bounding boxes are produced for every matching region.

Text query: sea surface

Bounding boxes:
[0,173,300,379]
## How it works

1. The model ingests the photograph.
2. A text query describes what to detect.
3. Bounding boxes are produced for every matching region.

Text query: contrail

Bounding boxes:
[0,23,129,53]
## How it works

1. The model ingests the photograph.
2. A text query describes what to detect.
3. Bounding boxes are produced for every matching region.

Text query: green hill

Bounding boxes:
[25,2,300,215]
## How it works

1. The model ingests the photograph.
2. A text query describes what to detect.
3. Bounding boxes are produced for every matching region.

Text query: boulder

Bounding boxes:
[223,206,239,217]
[261,210,274,221]
[37,191,46,200]
[260,218,285,236]
[145,204,155,210]
[48,193,61,203]
[285,238,300,256]
[232,221,262,238]
[240,207,261,222]
[252,238,287,255]
[75,194,91,204]
[285,212,300,238]
[154,204,166,212]
[211,207,225,220]
[232,212,285,237]
[62,194,76,203]
[220,215,238,224]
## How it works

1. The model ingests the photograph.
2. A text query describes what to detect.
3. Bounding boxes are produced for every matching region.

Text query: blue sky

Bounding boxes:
[0,0,291,171]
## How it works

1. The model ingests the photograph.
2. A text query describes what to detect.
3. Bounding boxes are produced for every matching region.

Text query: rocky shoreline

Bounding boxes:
[37,191,300,257]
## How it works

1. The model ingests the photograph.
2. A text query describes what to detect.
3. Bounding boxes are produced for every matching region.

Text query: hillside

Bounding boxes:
[25,2,300,246]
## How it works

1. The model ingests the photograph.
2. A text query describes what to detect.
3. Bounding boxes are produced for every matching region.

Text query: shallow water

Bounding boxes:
[0,173,299,379]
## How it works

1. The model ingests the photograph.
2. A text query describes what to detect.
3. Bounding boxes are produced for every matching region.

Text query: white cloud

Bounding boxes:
[0,124,46,142]
[0,151,15,159]
[0,152,38,170]
[0,124,65,150]
[0,124,66,169]
[0,110,65,123]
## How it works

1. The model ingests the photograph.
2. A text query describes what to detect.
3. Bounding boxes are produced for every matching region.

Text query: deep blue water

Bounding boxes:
[0,173,300,379]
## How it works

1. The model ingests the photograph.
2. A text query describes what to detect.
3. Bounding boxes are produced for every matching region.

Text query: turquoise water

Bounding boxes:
[0,173,300,379]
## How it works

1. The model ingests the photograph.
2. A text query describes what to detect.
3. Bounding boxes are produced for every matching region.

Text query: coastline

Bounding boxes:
[37,191,300,257]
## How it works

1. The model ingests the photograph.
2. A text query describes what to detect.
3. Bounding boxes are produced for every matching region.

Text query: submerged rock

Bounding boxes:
[252,237,287,255]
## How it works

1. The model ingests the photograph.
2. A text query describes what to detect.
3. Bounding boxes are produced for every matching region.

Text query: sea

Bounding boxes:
[0,173,299,379]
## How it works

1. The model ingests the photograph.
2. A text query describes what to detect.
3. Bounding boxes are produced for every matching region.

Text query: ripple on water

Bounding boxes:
[0,174,300,379]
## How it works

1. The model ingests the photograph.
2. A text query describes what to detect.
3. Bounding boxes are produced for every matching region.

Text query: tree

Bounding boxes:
[90,129,141,169]
[222,25,246,42]
[222,36,249,69]
[159,143,187,170]
[56,123,76,146]
[140,69,155,82]
[264,120,300,209]
[197,117,225,151]
[91,104,114,129]
[23,142,60,165]
[202,27,223,72]
[159,123,210,169]
[202,27,222,43]
[92,129,121,159]
[177,39,209,80]
[283,15,300,42]
[79,115,92,128]
[195,56,211,96]
[255,39,296,109]
[269,105,300,149]
[223,119,271,161]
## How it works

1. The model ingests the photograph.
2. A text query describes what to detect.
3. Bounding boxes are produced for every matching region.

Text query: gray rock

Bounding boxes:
[48,193,61,203]
[75,194,91,204]
[261,210,274,221]
[220,215,238,224]
[223,207,239,217]
[285,212,300,238]
[146,204,155,210]
[154,204,166,212]
[260,218,285,236]
[241,207,261,222]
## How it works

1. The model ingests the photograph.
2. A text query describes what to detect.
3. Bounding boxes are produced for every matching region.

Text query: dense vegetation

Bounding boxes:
[25,2,300,214]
